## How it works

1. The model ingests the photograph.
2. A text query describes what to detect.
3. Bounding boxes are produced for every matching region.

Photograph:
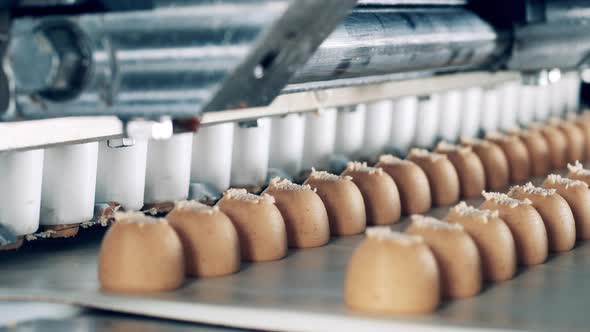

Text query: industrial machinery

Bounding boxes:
[1,0,590,331]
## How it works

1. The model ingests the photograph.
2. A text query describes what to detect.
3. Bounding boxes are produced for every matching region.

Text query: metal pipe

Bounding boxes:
[291,8,508,84]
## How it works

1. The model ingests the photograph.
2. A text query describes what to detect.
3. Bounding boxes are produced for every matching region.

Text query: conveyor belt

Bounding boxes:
[1,175,589,331]
[0,301,247,332]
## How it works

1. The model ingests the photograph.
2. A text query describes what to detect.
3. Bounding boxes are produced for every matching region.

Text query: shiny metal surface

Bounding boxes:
[506,0,590,71]
[545,0,590,21]
[8,28,61,94]
[15,0,89,8]
[291,8,508,84]
[8,0,356,119]
[5,0,590,122]
[6,1,508,120]
[1,173,589,331]
[8,19,90,99]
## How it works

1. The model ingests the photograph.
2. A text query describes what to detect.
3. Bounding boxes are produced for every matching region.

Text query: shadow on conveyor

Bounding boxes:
[0,226,107,262]
[7,307,257,332]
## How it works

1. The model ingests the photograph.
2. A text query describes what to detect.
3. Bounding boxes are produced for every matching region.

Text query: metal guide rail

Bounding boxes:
[0,71,519,152]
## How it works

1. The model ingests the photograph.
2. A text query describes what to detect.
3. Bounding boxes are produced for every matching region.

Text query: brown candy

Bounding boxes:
[304,169,366,236]
[407,216,482,298]
[509,183,576,252]
[543,174,590,240]
[435,142,486,198]
[553,119,585,164]
[461,137,510,190]
[217,189,287,262]
[99,212,185,292]
[344,227,440,314]
[536,124,568,170]
[167,201,241,277]
[508,128,551,177]
[480,192,548,265]
[341,162,401,226]
[486,132,530,183]
[262,178,330,248]
[375,155,431,215]
[407,149,460,206]
[447,203,517,281]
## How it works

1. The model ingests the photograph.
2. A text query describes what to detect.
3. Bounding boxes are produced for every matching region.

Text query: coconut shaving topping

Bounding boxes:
[115,211,167,224]
[346,161,384,175]
[223,188,275,204]
[378,154,403,164]
[509,182,556,197]
[527,122,545,130]
[460,136,486,146]
[309,168,351,181]
[486,131,510,141]
[409,148,446,161]
[365,226,423,245]
[410,215,463,231]
[436,141,471,154]
[548,117,563,126]
[565,113,578,121]
[269,177,315,192]
[505,128,523,136]
[482,191,531,207]
[546,174,589,189]
[451,201,498,223]
[174,200,219,214]
[568,161,590,176]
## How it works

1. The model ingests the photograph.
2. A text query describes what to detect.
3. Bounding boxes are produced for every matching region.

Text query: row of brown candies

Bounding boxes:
[344,206,511,315]
[343,114,590,314]
[98,150,449,293]
[341,125,554,312]
[97,167,380,293]
[96,112,590,293]
[98,180,324,292]
[344,165,590,315]
[343,136,512,314]
[493,113,590,180]
[497,114,590,180]
[343,112,590,314]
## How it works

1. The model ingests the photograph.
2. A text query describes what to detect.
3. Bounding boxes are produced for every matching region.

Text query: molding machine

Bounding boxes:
[1,0,590,331]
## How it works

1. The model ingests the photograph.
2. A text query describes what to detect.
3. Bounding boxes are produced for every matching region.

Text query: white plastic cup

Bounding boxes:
[95,139,148,210]
[480,87,500,134]
[438,89,463,142]
[0,149,44,235]
[460,87,483,138]
[334,104,366,157]
[390,96,418,153]
[518,84,536,127]
[498,82,519,131]
[191,123,234,193]
[144,133,193,203]
[361,100,394,159]
[413,94,440,148]
[534,85,551,121]
[269,113,305,176]
[549,81,565,116]
[230,118,272,187]
[301,108,337,170]
[565,72,581,113]
[41,142,98,225]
